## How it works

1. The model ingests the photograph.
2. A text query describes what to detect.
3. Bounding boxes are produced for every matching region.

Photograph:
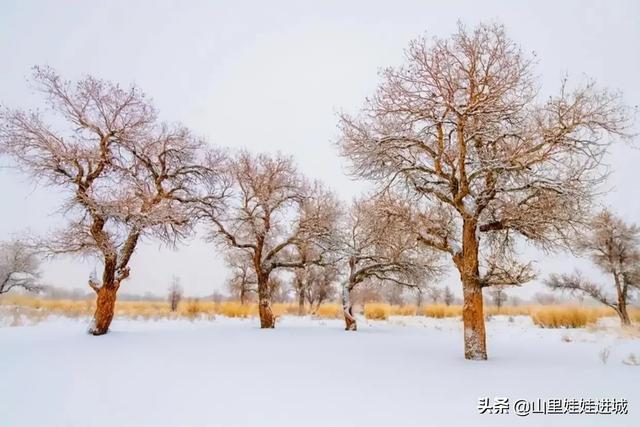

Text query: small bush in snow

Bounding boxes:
[185,299,203,320]
[313,304,342,319]
[364,303,390,320]
[531,306,598,328]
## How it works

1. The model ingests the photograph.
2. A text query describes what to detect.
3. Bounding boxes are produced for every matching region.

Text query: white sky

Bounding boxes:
[1,0,639,299]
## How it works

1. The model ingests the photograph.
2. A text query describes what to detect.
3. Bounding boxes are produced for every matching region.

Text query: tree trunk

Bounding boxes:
[614,275,631,326]
[90,286,117,335]
[88,257,120,335]
[616,303,631,326]
[461,280,487,360]
[257,274,275,328]
[342,282,357,331]
[455,219,488,360]
[298,289,305,316]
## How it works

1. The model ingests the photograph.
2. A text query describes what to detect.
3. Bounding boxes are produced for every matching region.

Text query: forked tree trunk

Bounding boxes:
[456,219,488,360]
[342,283,357,331]
[257,274,275,328]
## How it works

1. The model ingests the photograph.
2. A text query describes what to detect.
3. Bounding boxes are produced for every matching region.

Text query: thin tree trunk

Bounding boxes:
[342,282,357,331]
[298,289,305,316]
[257,274,275,328]
[456,219,488,360]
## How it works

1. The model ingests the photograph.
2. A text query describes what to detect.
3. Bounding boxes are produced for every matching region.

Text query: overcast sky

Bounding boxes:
[1,0,639,299]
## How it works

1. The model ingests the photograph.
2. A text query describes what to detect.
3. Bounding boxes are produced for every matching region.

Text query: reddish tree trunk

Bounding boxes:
[257,274,275,328]
[461,279,487,360]
[90,286,117,335]
[455,219,487,360]
[88,257,124,336]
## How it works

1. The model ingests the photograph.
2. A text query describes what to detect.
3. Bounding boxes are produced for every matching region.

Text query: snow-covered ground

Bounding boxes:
[1,315,638,427]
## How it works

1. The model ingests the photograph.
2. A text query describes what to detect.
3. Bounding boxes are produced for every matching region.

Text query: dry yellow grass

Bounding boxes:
[313,303,342,319]
[530,306,602,328]
[485,305,532,316]
[1,294,638,328]
[390,305,418,316]
[214,301,257,318]
[419,304,462,318]
[364,303,390,320]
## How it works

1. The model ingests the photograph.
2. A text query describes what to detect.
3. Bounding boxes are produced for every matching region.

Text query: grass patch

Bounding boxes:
[419,304,462,318]
[531,306,601,328]
[364,303,390,320]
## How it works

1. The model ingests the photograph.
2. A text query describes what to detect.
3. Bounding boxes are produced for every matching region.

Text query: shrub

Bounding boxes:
[184,299,204,319]
[391,305,417,316]
[531,306,599,328]
[420,304,461,318]
[364,303,390,320]
[216,302,256,318]
[314,303,342,319]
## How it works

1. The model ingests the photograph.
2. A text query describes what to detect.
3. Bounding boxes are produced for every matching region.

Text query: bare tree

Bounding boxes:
[168,276,183,312]
[268,275,290,304]
[291,241,339,315]
[546,210,640,325]
[338,23,630,359]
[338,195,441,330]
[0,240,41,294]
[489,286,508,310]
[443,286,454,306]
[426,286,443,304]
[0,67,219,334]
[196,151,340,328]
[304,264,339,313]
[225,250,257,305]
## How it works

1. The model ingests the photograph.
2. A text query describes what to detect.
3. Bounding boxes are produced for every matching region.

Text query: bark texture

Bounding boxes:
[455,220,487,360]
[461,282,487,360]
[90,286,117,336]
[342,284,357,331]
[616,297,631,326]
[258,275,275,328]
